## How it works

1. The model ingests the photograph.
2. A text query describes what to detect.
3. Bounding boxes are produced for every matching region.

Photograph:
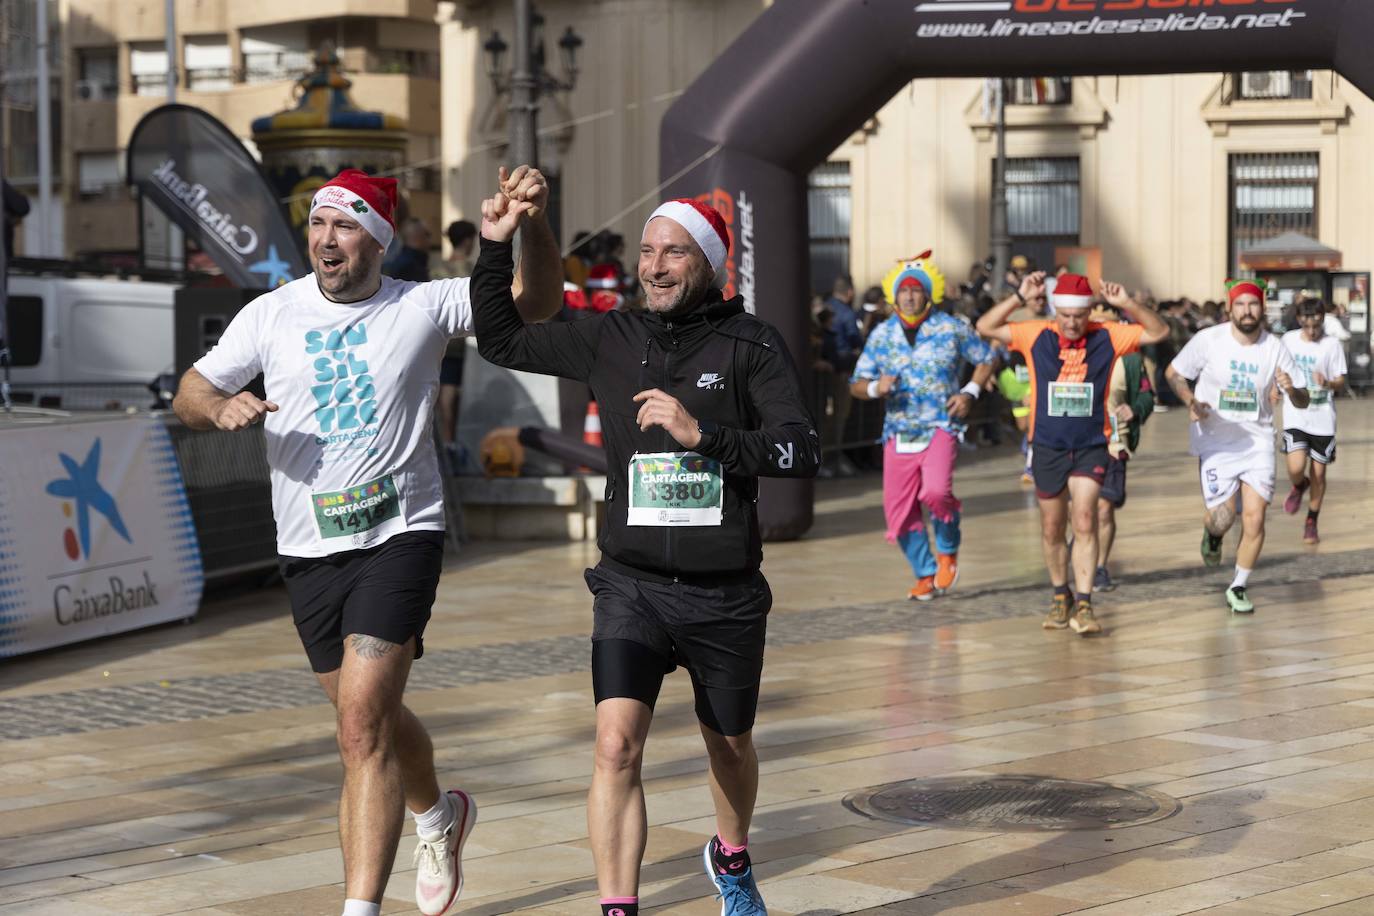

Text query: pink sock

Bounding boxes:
[717,837,748,855]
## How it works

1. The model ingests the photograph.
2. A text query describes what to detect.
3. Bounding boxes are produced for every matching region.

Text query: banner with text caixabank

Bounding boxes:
[0,418,204,657]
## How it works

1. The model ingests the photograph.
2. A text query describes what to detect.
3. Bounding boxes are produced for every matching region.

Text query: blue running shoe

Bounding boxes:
[703,841,767,915]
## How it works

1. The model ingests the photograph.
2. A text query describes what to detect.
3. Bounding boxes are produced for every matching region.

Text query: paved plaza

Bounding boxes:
[3,404,1374,915]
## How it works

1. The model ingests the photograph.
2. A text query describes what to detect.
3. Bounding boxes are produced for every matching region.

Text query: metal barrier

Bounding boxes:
[7,381,167,412]
[162,418,278,581]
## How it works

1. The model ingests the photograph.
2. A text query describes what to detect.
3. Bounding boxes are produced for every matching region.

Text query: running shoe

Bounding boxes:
[414,789,477,916]
[1094,566,1115,592]
[1070,600,1102,635]
[1283,479,1310,515]
[1042,593,1072,630]
[909,576,936,602]
[1303,517,1320,544]
[1201,530,1223,568]
[935,554,959,593]
[1226,586,1254,614]
[704,841,767,916]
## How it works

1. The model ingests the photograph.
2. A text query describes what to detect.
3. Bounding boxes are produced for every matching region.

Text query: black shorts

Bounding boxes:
[584,564,771,736]
[1099,453,1128,508]
[1032,443,1110,500]
[1283,428,1337,464]
[280,530,445,673]
[440,354,465,387]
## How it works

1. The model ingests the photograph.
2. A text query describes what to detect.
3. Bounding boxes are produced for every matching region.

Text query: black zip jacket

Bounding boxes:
[472,237,819,581]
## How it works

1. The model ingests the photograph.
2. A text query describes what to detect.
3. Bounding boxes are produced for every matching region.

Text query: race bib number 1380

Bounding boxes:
[627,452,723,526]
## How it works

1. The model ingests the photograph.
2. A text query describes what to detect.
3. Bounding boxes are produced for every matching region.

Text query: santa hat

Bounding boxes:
[644,198,731,288]
[1050,273,1094,311]
[1226,278,1266,305]
[310,169,399,250]
[585,263,620,290]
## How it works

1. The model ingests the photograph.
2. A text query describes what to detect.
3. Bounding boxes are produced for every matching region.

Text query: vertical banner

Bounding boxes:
[0,417,203,657]
[126,104,308,289]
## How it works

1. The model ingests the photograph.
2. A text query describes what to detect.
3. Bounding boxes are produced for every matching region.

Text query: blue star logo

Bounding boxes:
[45,439,133,558]
[248,244,295,287]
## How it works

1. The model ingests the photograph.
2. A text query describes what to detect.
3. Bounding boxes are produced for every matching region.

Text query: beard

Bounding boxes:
[1233,315,1261,333]
[643,265,714,316]
[314,250,381,302]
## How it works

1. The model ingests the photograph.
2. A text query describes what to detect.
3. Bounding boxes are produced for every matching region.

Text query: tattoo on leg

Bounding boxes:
[348,634,399,659]
[1205,502,1236,537]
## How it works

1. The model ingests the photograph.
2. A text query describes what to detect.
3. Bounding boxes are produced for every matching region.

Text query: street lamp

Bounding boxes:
[482,2,583,166]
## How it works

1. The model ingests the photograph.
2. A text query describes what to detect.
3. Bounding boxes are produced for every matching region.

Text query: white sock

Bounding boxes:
[341,900,381,916]
[412,791,454,838]
[1231,566,1251,589]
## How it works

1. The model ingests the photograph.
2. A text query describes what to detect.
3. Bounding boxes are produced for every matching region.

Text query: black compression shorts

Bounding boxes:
[584,564,771,736]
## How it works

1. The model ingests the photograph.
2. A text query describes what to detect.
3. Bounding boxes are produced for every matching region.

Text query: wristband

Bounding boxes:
[960,382,982,400]
[1014,289,1026,306]
[867,379,881,399]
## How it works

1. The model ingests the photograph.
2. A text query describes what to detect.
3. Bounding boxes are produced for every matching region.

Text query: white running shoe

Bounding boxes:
[414,789,477,916]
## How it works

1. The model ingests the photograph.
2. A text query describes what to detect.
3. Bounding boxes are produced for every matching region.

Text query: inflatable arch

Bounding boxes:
[661,0,1371,540]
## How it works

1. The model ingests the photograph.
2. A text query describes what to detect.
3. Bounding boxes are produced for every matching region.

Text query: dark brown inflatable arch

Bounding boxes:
[662,0,1370,541]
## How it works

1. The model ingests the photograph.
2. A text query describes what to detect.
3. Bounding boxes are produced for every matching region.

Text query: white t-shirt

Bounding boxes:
[1281,329,1347,437]
[194,274,473,557]
[1170,324,1300,457]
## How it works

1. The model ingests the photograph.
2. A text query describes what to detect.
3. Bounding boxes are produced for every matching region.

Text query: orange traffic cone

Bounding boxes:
[580,401,603,473]
[583,401,603,448]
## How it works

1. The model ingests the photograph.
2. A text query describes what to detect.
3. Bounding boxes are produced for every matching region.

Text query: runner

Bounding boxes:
[977,273,1169,635]
[471,189,818,916]
[1280,297,1347,544]
[849,253,995,600]
[995,350,1034,484]
[1164,279,1309,614]
[173,166,562,916]
[1088,303,1156,592]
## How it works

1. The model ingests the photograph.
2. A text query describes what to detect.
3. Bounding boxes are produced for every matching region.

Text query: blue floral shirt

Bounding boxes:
[850,311,995,442]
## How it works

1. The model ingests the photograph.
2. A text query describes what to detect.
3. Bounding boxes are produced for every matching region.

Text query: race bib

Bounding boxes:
[311,473,402,541]
[894,433,933,454]
[1047,381,1094,418]
[1308,386,1331,407]
[1217,387,1260,422]
[627,452,723,527]
[1014,365,1030,384]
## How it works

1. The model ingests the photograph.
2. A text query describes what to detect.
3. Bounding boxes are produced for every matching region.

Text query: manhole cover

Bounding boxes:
[843,775,1180,831]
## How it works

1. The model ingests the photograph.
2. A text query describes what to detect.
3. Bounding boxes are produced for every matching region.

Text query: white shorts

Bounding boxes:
[1198,446,1275,509]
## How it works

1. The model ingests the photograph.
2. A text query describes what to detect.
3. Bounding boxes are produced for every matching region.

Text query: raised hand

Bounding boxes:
[1100,280,1131,308]
[500,165,549,219]
[479,190,534,243]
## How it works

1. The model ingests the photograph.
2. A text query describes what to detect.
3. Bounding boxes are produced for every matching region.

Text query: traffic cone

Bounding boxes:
[583,401,603,448]
[580,401,602,473]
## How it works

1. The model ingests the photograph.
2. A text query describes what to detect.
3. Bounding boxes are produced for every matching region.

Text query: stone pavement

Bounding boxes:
[2,404,1374,915]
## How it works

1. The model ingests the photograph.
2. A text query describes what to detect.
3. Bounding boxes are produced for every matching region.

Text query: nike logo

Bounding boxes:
[697,372,726,389]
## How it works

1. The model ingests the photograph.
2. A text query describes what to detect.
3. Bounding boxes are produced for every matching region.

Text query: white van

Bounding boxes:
[4,275,179,409]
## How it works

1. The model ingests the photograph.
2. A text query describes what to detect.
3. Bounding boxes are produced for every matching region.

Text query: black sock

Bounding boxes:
[601,901,638,916]
[710,835,751,876]
[1307,509,1319,521]
[1074,592,1092,605]
[1054,584,1072,599]
[1205,531,1224,548]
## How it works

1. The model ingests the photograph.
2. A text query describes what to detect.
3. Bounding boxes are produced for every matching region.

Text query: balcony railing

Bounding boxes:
[1233,70,1314,101]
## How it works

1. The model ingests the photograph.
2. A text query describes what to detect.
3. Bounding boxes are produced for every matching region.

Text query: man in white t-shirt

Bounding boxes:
[1165,280,1309,615]
[173,167,561,916]
[1280,297,1348,545]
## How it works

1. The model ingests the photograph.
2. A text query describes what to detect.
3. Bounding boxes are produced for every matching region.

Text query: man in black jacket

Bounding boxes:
[473,187,818,916]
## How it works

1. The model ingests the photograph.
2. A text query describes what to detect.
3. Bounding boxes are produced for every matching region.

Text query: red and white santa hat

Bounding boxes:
[309,169,399,251]
[644,198,731,288]
[1050,273,1094,311]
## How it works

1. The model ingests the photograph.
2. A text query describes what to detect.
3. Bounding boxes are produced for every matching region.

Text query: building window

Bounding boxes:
[242,25,311,83]
[76,47,118,100]
[185,36,232,92]
[1234,70,1314,101]
[1003,157,1080,272]
[1004,77,1072,106]
[129,42,169,96]
[808,162,851,297]
[77,151,121,197]
[1229,152,1319,274]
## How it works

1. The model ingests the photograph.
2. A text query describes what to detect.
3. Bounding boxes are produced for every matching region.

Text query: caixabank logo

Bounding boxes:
[914,0,1306,39]
[44,438,133,561]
